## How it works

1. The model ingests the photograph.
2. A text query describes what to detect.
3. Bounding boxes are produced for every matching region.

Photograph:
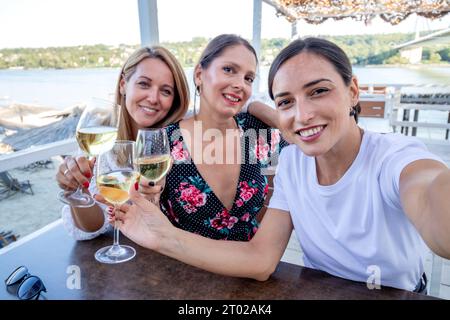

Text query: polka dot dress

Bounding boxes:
[160,113,288,241]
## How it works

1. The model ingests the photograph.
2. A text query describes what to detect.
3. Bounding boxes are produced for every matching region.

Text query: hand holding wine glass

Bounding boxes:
[95,140,139,264]
[136,129,172,204]
[58,97,120,207]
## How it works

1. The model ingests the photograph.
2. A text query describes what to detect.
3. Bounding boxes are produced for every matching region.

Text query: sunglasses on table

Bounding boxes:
[4,266,46,300]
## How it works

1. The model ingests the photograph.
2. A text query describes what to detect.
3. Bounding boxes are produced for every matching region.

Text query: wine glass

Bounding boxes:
[58,97,120,207]
[136,129,171,203]
[94,140,139,264]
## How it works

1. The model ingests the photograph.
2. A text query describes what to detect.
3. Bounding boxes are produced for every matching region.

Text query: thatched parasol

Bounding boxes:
[0,103,57,118]
[2,107,82,151]
[264,0,450,25]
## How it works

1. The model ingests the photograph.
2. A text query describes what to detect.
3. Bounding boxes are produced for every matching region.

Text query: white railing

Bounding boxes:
[0,138,78,171]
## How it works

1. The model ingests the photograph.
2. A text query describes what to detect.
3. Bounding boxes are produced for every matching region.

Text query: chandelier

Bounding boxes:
[264,0,450,25]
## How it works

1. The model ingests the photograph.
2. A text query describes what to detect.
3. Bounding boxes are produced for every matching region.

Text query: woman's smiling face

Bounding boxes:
[273,52,358,157]
[121,57,175,129]
[196,44,257,118]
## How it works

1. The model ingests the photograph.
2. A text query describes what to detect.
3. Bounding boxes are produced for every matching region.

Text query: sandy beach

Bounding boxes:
[0,157,64,239]
[0,103,81,241]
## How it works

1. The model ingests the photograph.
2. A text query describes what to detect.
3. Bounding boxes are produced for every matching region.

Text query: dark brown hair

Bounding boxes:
[195,34,258,81]
[268,37,361,122]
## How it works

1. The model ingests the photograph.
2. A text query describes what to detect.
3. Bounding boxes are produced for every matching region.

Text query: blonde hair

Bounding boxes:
[115,46,190,140]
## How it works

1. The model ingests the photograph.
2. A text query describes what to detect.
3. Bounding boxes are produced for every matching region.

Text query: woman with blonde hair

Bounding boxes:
[56,45,190,240]
[115,46,190,141]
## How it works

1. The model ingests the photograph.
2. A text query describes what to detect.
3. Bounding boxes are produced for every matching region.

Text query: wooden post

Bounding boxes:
[252,0,262,93]
[446,111,450,140]
[412,109,419,136]
[402,109,410,135]
[138,0,159,46]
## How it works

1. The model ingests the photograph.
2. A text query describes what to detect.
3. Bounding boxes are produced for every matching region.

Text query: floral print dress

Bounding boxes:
[160,113,287,241]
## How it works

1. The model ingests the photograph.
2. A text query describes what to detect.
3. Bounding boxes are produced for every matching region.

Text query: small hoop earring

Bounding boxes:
[193,84,202,117]
[195,84,202,96]
[349,107,356,117]
[349,103,361,123]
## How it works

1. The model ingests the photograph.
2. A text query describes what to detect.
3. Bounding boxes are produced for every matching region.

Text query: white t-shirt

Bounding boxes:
[268,131,445,291]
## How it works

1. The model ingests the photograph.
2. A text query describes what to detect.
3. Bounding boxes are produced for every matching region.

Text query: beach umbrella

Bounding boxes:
[0,104,59,131]
[0,103,57,118]
[2,110,81,151]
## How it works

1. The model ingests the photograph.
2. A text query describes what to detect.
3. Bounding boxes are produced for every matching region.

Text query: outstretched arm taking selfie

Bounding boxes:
[400,159,450,259]
[114,188,294,280]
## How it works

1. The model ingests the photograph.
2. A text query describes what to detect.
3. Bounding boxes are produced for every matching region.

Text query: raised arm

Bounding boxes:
[115,189,294,281]
[247,101,279,129]
[400,159,450,258]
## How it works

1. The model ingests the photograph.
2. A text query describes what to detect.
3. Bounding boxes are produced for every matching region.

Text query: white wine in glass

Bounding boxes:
[58,97,120,207]
[95,140,138,264]
[97,170,139,205]
[76,126,118,157]
[136,129,171,203]
[137,154,171,182]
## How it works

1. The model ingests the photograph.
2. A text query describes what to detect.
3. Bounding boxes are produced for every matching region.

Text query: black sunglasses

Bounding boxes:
[5,266,46,300]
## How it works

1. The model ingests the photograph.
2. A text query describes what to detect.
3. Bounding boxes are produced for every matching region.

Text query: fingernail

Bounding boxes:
[83,181,90,188]
[107,206,113,212]
[85,171,92,179]
[134,181,139,191]
[148,181,155,187]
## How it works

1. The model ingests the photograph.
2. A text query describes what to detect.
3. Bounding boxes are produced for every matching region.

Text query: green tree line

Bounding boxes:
[0,32,448,70]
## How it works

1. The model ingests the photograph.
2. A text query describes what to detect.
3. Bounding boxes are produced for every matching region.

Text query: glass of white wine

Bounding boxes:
[136,128,171,203]
[95,140,139,264]
[58,97,120,207]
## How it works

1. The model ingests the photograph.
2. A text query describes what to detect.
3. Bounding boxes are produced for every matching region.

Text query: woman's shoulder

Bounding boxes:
[163,120,182,138]
[364,130,428,154]
[164,120,181,131]
[236,112,270,131]
[276,144,303,167]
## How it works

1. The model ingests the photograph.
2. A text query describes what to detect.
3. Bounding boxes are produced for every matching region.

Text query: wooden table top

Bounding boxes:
[0,220,436,300]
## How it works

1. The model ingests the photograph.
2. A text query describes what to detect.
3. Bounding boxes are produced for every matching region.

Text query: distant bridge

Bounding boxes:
[394,28,450,64]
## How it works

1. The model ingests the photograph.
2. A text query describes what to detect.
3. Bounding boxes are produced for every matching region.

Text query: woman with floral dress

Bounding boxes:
[161,113,284,240]
[156,34,287,241]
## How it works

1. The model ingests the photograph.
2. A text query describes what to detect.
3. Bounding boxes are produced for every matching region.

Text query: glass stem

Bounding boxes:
[112,209,120,248]
[72,186,84,197]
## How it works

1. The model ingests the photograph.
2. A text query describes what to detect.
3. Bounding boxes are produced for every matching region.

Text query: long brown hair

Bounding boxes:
[115,46,190,140]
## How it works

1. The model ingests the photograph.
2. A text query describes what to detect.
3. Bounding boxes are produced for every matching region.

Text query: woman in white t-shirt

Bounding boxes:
[111,37,450,292]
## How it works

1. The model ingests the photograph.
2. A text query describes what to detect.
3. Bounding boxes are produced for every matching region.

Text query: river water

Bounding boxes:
[1,66,450,109]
